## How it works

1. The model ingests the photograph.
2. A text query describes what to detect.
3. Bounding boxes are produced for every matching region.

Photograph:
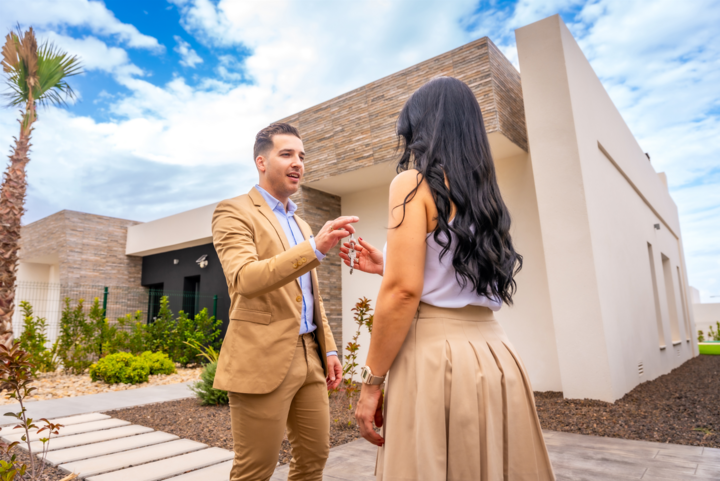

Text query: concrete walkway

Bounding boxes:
[3,408,719,480]
[272,431,720,481]
[0,382,194,425]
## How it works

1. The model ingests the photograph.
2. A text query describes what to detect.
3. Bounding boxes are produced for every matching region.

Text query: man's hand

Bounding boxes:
[326,354,342,390]
[315,216,359,255]
[355,383,385,446]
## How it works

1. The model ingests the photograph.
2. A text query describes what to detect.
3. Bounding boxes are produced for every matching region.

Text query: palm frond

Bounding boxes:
[1,33,19,73]
[1,27,82,108]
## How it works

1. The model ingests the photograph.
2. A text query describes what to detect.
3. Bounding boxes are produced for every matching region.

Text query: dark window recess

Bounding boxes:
[183,275,201,319]
[147,283,164,323]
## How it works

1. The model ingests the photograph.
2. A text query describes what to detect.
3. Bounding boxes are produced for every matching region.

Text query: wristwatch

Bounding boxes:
[360,366,386,385]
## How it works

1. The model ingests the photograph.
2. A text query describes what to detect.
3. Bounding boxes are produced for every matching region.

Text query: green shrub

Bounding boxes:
[17,301,58,374]
[146,296,175,355]
[171,308,223,366]
[190,361,228,405]
[57,298,94,374]
[139,351,176,375]
[89,352,150,384]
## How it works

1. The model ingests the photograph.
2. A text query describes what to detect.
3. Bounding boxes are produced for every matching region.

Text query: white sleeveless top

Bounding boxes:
[383,227,502,311]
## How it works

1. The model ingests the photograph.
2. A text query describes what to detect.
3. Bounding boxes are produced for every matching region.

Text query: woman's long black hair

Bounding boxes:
[394,76,522,305]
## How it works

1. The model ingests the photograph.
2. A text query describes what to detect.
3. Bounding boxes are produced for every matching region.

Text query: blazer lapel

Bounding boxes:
[249,187,290,251]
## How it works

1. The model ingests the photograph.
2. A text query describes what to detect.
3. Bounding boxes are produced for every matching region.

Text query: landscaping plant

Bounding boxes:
[56,299,93,374]
[336,298,374,403]
[190,361,228,405]
[89,351,175,385]
[0,341,72,480]
[0,27,81,347]
[17,302,57,375]
[706,322,720,342]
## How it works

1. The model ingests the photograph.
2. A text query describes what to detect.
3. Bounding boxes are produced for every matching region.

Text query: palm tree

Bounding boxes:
[0,27,81,346]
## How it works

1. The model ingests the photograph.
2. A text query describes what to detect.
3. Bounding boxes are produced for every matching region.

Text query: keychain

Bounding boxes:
[348,234,356,275]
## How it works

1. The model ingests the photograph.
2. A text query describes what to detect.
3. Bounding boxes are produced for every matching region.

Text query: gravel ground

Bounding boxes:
[535,354,720,447]
[2,367,202,405]
[108,355,720,467]
[0,446,72,480]
[108,389,362,465]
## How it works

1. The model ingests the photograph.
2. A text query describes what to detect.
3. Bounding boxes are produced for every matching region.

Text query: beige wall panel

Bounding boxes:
[516,16,614,401]
[693,303,720,340]
[494,153,562,392]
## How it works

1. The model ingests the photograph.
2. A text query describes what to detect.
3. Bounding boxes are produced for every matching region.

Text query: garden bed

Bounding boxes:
[0,367,202,405]
[535,354,720,447]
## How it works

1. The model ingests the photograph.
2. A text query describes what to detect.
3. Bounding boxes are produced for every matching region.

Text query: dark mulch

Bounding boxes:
[534,354,720,447]
[107,389,362,465]
[0,446,69,480]
[106,355,720,467]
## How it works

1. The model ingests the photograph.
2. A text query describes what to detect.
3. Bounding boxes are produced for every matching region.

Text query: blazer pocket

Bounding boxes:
[230,308,271,325]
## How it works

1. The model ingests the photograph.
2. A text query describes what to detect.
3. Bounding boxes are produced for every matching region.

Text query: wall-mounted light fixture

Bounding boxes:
[173,259,179,265]
[196,254,209,268]
[653,223,660,230]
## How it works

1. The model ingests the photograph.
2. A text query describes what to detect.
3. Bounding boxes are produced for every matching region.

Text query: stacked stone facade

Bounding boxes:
[20,210,143,286]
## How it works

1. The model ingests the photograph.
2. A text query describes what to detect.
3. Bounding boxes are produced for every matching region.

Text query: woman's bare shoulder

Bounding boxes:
[389,169,431,199]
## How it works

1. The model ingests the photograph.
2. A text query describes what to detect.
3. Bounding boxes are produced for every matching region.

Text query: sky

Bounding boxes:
[0,0,718,301]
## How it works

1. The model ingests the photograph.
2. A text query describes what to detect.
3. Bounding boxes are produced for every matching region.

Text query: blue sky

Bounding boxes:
[0,0,718,301]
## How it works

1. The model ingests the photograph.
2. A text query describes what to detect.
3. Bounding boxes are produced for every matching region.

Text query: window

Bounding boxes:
[647,244,665,348]
[183,275,201,319]
[676,266,691,341]
[147,283,163,323]
[661,254,681,344]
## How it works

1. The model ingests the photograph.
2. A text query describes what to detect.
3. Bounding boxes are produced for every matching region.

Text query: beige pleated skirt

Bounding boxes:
[375,302,555,481]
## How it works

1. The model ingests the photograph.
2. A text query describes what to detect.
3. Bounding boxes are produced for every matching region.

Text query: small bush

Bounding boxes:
[89,352,150,385]
[139,351,176,375]
[17,301,58,374]
[190,361,228,405]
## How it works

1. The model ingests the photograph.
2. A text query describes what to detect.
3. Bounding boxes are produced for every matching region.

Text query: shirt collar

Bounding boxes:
[255,184,297,216]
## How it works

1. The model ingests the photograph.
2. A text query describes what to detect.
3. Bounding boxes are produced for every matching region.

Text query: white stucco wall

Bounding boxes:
[516,15,696,401]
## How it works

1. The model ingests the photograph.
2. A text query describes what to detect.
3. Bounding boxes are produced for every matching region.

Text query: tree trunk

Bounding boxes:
[0,103,34,348]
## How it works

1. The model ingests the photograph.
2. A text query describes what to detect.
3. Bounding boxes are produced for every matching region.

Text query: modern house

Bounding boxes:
[17,14,697,402]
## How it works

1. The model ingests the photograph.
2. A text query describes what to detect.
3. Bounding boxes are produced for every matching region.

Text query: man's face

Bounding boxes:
[256,134,305,199]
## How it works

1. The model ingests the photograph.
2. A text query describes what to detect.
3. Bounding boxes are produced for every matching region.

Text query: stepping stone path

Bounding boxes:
[0,413,234,480]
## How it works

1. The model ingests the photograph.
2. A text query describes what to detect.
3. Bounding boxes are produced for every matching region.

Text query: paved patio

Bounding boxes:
[3,411,719,480]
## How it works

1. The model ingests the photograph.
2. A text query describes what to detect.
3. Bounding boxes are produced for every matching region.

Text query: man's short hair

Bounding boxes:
[253,123,302,160]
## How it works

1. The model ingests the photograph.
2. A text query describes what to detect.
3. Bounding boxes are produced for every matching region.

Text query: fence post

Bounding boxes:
[102,287,109,317]
[213,295,218,320]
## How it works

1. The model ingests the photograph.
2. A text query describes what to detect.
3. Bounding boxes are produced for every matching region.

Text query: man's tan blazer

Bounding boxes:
[211,187,338,394]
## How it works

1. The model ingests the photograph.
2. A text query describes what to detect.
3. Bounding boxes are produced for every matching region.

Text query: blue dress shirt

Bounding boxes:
[255,185,337,357]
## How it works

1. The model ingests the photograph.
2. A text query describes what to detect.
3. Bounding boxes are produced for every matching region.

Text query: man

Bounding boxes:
[212,122,357,481]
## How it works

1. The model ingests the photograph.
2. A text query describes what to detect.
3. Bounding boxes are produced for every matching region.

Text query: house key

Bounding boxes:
[348,234,356,275]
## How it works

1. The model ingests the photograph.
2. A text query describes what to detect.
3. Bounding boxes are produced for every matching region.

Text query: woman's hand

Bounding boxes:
[339,237,384,275]
[355,383,385,446]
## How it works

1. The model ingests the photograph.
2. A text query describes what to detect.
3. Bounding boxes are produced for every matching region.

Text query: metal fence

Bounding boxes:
[12,282,222,344]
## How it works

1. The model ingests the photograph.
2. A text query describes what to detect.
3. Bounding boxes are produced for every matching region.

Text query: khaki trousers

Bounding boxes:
[229,333,330,481]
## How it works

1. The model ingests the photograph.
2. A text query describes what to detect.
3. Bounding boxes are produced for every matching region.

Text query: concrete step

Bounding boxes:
[59,439,208,478]
[24,425,153,452]
[85,447,234,481]
[44,431,179,466]
[164,460,233,480]
[0,413,110,436]
[2,418,129,443]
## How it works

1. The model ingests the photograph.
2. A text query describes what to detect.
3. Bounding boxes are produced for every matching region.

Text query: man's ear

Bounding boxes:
[255,155,267,173]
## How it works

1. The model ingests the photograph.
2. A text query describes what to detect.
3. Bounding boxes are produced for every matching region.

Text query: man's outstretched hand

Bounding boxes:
[315,216,359,255]
[326,354,342,390]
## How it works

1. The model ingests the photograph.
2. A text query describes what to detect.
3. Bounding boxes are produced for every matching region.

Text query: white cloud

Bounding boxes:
[0,0,162,52]
[41,31,143,79]
[174,36,203,68]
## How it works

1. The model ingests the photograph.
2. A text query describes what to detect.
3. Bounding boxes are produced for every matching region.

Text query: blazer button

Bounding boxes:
[296,295,302,302]
[293,262,298,268]
[301,257,307,263]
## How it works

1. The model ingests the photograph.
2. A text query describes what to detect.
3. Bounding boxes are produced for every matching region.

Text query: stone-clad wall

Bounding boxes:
[291,187,343,355]
[279,36,527,185]
[20,210,143,287]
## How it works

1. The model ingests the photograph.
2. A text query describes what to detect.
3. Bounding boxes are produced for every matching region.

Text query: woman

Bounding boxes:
[339,77,555,480]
